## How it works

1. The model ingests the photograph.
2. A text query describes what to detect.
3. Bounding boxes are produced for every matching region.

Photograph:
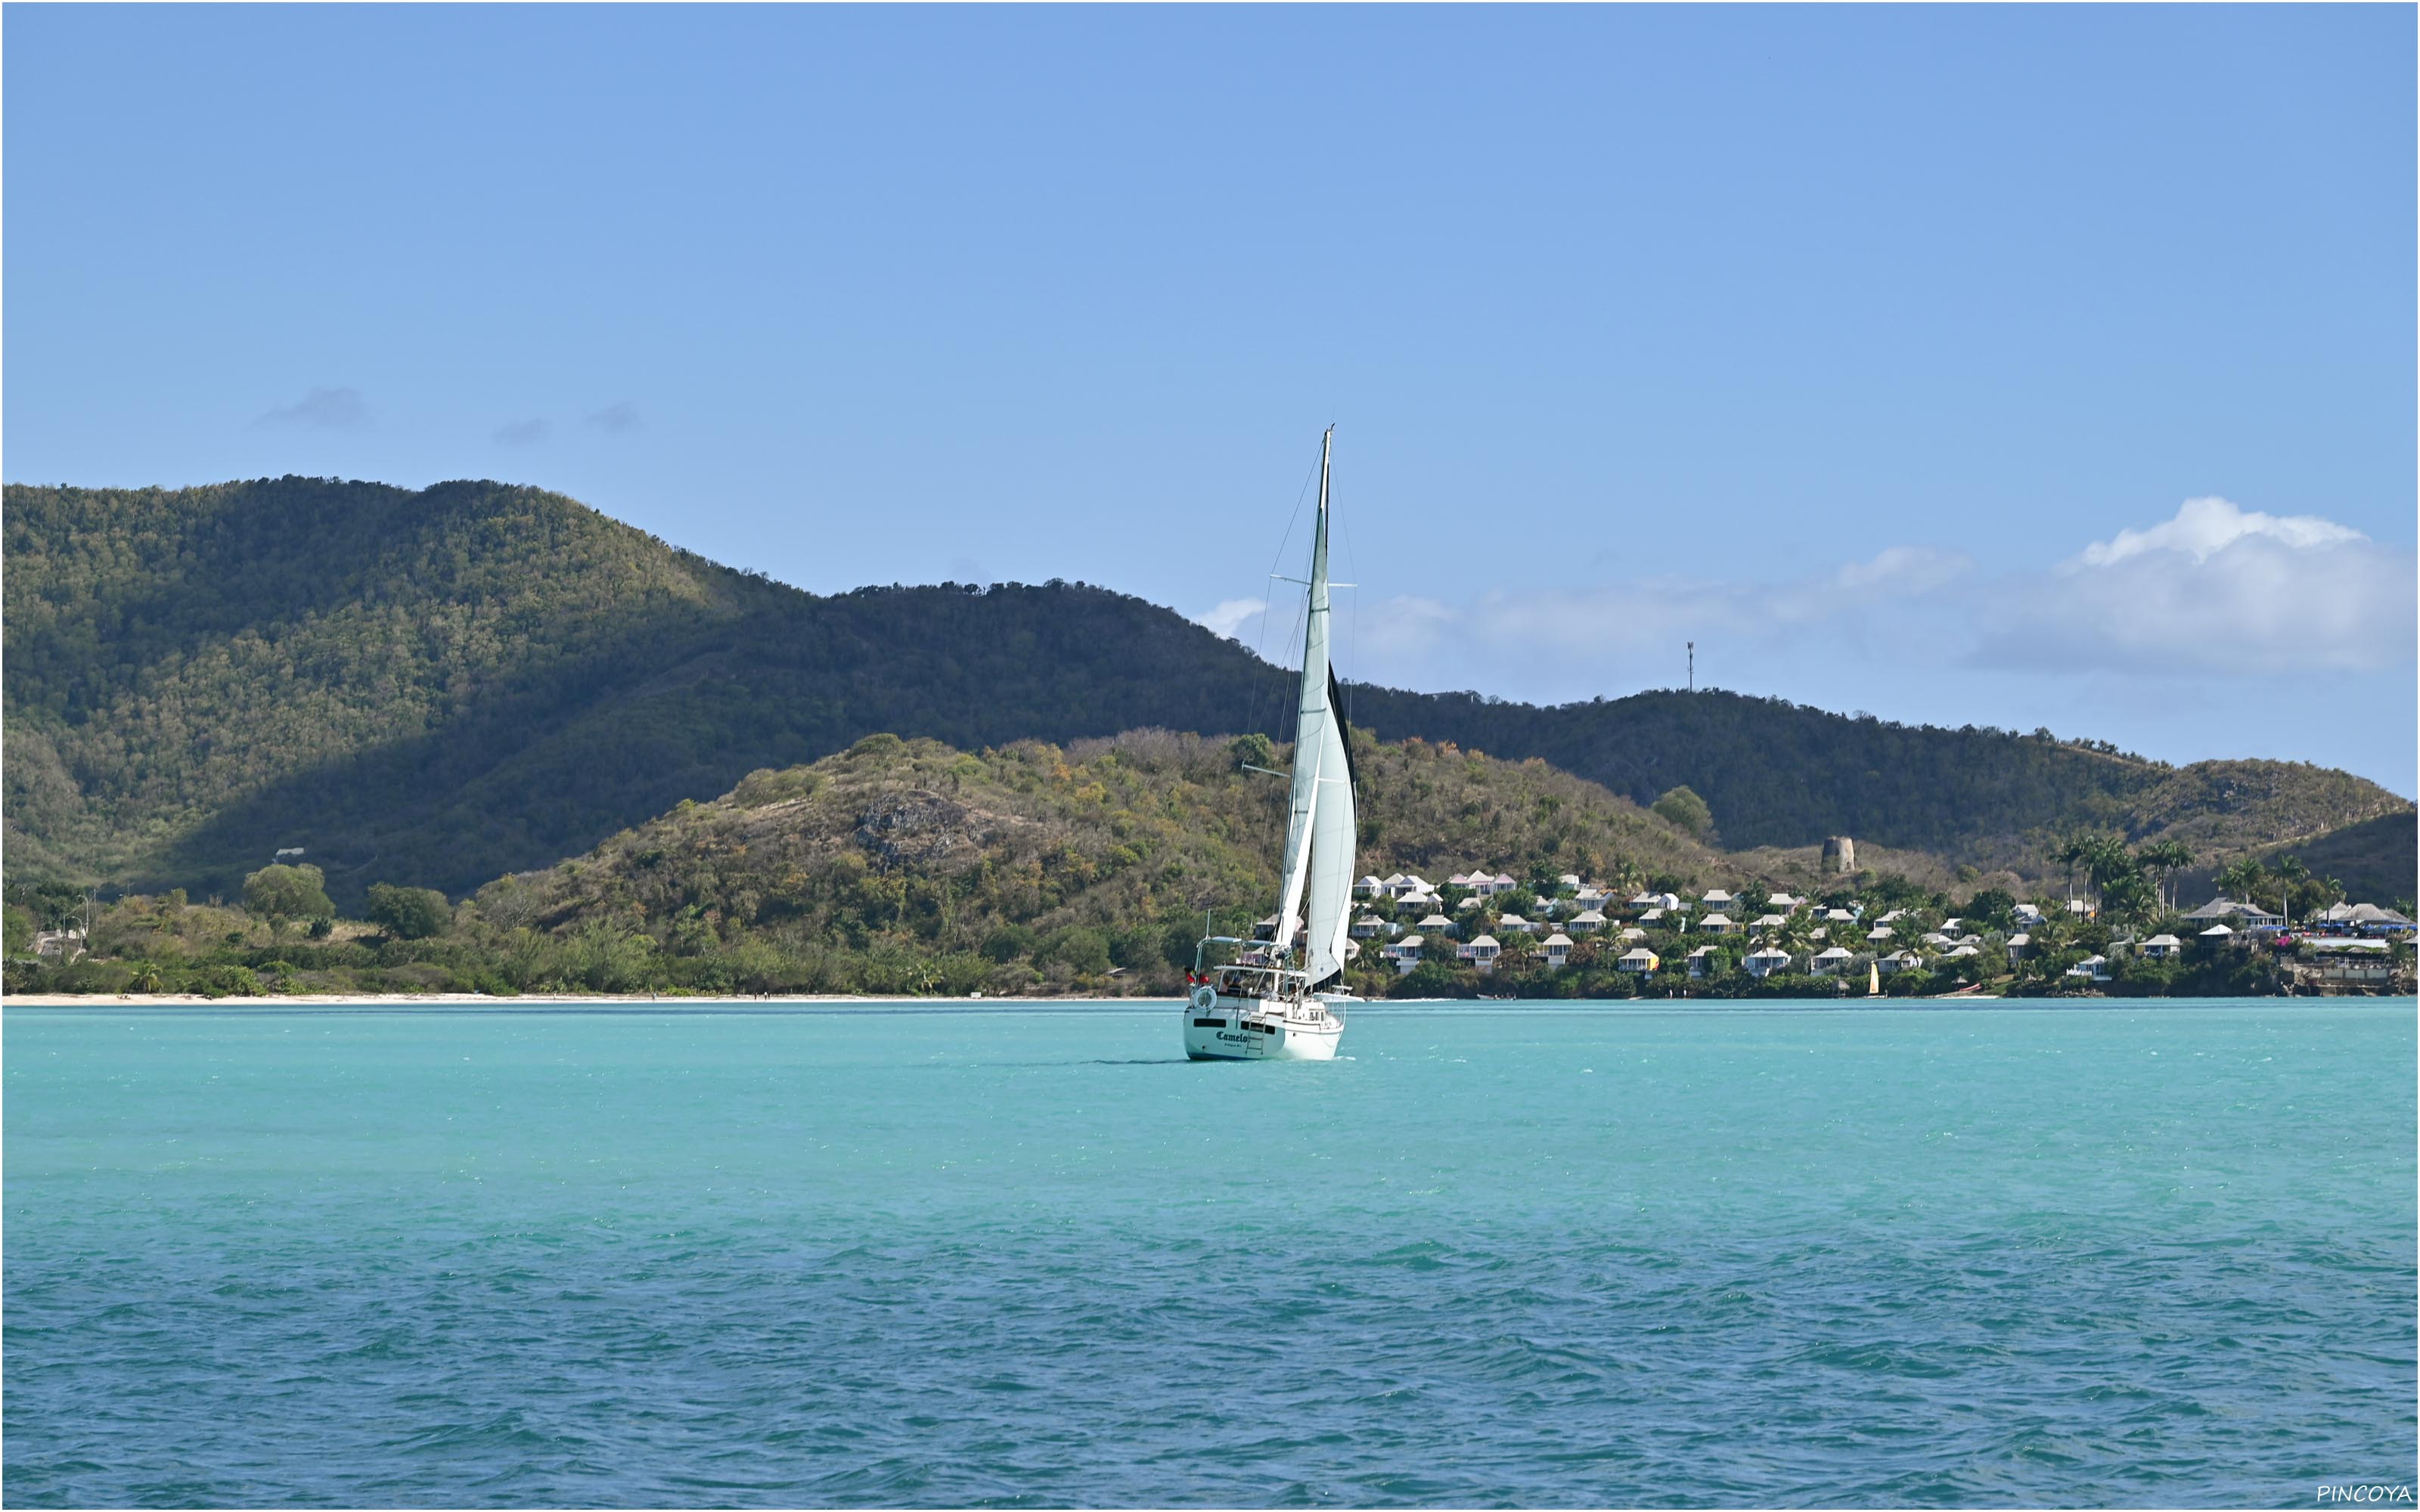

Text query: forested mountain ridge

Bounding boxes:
[5,476,2404,903]
[5,478,1279,900]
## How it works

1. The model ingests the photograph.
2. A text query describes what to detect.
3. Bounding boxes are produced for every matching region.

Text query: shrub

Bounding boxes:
[982,924,1038,963]
[1651,785,1714,838]
[366,884,452,940]
[243,863,333,925]
[1040,927,1111,975]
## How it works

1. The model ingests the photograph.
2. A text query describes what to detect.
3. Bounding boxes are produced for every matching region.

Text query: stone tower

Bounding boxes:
[1822,836,1857,875]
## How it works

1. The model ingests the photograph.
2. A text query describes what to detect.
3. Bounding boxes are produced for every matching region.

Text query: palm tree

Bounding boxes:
[2216,856,2268,907]
[2085,834,2135,908]
[134,965,164,995]
[2140,840,2194,911]
[2055,833,2090,906]
[1777,911,1821,974]
[2275,855,2312,925]
[2058,831,2131,916]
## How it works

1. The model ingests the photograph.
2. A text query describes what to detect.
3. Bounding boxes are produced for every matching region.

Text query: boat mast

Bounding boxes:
[1270,428,1335,968]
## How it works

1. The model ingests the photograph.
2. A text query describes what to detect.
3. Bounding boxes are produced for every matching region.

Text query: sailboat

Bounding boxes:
[1183,428,1356,1062]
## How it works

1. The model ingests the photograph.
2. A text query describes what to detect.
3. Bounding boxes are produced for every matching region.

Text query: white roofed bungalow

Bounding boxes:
[1542,933,1575,969]
[1699,913,1739,935]
[1686,944,1720,978]
[1418,912,1460,938]
[1457,934,1502,971]
[1385,934,1426,974]
[1617,947,1660,974]
[1568,910,1607,933]
[2183,897,2284,929]
[2337,903,2413,932]
[1811,946,1854,975]
[1745,946,1793,978]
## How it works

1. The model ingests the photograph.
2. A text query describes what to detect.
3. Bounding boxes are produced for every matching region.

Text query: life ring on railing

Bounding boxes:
[1190,984,1218,1012]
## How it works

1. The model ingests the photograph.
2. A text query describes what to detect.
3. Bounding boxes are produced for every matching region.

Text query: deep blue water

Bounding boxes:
[5,999,2415,1507]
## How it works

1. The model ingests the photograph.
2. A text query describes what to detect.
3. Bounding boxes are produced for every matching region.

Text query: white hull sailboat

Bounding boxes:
[1184,428,1357,1063]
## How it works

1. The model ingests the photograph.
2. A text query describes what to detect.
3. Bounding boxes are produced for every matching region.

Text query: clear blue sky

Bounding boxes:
[8,5,2412,792]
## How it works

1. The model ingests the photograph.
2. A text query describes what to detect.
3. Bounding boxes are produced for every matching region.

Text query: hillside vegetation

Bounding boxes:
[472,727,1782,995]
[6,477,2403,903]
[9,730,1776,998]
[2246,810,2417,910]
[12,730,2404,1002]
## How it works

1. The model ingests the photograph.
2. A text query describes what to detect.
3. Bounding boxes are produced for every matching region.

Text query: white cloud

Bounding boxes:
[1978,500,2410,674]
[1833,544,1971,593]
[1332,497,2412,703]
[1193,597,1268,640]
[2075,496,2366,567]
[1350,546,1975,681]
[251,386,368,430]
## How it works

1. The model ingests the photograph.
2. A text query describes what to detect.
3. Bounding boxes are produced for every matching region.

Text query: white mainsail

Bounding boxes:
[1270,428,1356,985]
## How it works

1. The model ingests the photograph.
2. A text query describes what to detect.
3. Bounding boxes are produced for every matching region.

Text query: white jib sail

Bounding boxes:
[1304,696,1357,983]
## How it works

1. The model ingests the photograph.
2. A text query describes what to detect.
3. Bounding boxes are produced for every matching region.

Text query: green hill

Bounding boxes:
[6,477,2402,903]
[460,727,1773,996]
[2253,811,2417,910]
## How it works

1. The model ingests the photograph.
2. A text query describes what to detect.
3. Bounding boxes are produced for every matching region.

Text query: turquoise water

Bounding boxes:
[5,999,2414,1507]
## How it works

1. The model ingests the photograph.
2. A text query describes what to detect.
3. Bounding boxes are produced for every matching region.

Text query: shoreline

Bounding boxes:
[1,991,1149,1009]
[5,990,2406,1010]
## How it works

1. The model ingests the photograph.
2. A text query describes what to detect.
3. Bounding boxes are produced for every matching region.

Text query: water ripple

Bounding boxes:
[6,1000,2412,1506]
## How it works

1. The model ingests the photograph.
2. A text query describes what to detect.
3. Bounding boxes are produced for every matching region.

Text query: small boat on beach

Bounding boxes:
[1182,429,1356,1062]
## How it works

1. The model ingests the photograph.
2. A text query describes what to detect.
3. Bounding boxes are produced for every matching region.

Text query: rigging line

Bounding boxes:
[1247,444,1324,744]
[1333,452,1362,733]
